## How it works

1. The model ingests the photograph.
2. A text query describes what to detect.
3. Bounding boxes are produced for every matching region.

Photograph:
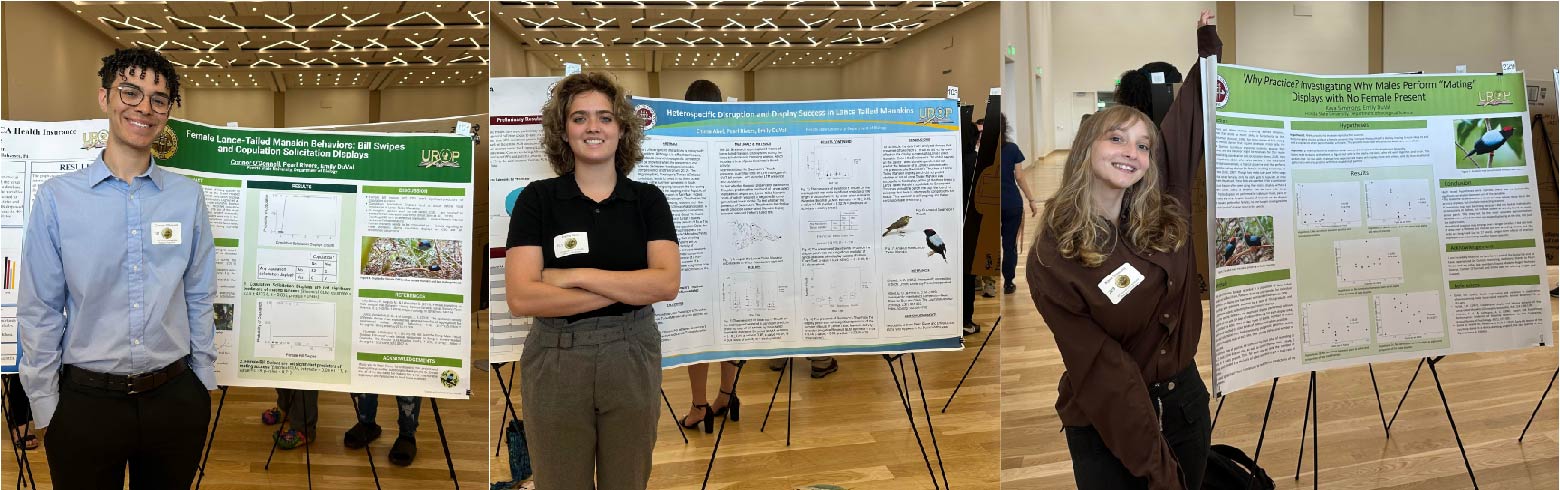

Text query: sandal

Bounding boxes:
[261,407,282,425]
[712,389,741,422]
[9,426,37,451]
[681,404,714,433]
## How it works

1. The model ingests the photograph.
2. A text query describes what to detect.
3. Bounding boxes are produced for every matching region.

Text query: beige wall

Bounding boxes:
[1385,2,1558,74]
[1051,2,1212,149]
[660,69,746,100]
[493,25,528,77]
[2,2,123,120]
[284,88,370,127]
[1236,1,1369,75]
[755,68,844,101]
[381,85,484,122]
[842,2,999,119]
[181,89,275,128]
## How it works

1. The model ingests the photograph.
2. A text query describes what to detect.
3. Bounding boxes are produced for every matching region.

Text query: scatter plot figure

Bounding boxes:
[1302,296,1371,350]
[1334,237,1404,289]
[1365,179,1433,226]
[1374,291,1444,341]
[1296,181,1361,231]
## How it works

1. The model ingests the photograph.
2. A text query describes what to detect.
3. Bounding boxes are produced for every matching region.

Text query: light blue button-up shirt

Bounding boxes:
[17,153,217,428]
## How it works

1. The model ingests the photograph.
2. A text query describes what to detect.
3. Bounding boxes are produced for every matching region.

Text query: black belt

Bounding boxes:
[64,357,188,395]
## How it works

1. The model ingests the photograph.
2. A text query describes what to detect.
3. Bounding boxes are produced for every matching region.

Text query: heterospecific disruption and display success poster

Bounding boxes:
[1202,62,1554,396]
[3,119,474,398]
[1,120,111,373]
[488,78,964,368]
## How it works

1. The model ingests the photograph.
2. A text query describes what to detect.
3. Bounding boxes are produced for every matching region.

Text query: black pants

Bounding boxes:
[3,374,30,429]
[45,367,211,489]
[1064,362,1211,490]
[1001,206,1022,286]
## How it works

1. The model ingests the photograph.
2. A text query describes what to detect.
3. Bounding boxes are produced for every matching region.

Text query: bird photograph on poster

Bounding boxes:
[1453,116,1525,169]
[1214,216,1275,268]
[360,237,464,280]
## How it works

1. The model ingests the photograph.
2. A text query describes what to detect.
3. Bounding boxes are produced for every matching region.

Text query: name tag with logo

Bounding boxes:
[151,222,182,245]
[1097,262,1144,305]
[554,231,589,258]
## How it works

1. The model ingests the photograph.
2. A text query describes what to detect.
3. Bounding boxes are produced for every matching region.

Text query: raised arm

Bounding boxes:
[1159,11,1223,209]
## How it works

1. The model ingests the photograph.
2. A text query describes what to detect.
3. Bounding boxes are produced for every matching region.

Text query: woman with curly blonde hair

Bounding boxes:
[505,71,680,490]
[1025,11,1220,490]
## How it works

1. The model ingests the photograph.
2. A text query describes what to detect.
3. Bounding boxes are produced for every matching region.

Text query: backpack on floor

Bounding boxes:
[1201,444,1274,490]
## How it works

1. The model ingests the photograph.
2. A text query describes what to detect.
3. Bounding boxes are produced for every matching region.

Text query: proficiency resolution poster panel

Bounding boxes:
[159,119,474,398]
[1,120,112,374]
[1202,62,1553,396]
[632,97,965,368]
[488,76,560,363]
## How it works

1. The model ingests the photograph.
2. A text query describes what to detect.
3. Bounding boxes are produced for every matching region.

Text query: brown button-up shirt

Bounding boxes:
[1025,25,1222,490]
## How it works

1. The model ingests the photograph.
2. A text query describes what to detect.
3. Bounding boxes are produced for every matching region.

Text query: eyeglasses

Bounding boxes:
[114,84,172,115]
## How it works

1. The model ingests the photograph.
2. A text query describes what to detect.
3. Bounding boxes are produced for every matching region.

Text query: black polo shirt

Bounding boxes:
[506,172,679,321]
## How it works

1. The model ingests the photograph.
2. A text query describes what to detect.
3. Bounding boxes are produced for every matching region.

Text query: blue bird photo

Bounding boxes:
[924,229,947,262]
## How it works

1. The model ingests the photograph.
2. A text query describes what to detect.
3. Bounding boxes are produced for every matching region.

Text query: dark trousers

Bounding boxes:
[1064,362,1211,490]
[4,374,30,429]
[1001,206,1022,286]
[45,367,210,489]
[276,389,319,435]
[353,393,422,439]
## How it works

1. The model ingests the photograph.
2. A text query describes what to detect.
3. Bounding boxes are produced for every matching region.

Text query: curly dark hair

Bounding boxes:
[1138,61,1182,83]
[684,80,722,102]
[1114,70,1153,117]
[540,72,644,176]
[98,47,182,107]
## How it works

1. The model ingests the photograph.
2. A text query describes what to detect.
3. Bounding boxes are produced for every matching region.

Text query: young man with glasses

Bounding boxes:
[17,47,216,488]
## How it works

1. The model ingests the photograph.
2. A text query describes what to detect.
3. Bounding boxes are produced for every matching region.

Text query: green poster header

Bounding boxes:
[356,352,463,367]
[1291,120,1427,131]
[189,176,241,188]
[359,288,464,303]
[1215,116,1285,129]
[1215,65,1528,119]
[158,119,473,184]
[1215,269,1292,291]
[362,186,466,196]
[1448,275,1541,289]
[1439,175,1529,188]
[1446,239,1537,252]
[213,238,239,247]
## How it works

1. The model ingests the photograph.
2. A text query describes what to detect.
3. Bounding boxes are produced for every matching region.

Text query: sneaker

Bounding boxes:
[810,358,839,379]
[963,322,982,336]
[274,428,310,450]
[344,422,382,449]
[260,407,282,426]
[1004,282,1017,295]
[389,435,417,466]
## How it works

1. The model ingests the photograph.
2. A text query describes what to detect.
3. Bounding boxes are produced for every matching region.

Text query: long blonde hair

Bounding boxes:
[1038,105,1186,268]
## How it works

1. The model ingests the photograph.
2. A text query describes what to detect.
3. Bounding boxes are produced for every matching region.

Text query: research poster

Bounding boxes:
[631,96,965,368]
[1,120,112,374]
[488,76,560,363]
[301,115,491,308]
[1202,62,1554,396]
[155,119,474,398]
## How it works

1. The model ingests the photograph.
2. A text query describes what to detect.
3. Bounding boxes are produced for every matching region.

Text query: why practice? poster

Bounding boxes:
[1202,62,1553,396]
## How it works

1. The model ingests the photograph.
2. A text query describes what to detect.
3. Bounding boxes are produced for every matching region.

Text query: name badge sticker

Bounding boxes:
[1097,262,1145,305]
[151,222,182,245]
[554,231,589,258]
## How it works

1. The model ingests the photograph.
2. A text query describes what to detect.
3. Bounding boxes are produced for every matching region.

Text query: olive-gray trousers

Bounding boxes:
[521,306,662,490]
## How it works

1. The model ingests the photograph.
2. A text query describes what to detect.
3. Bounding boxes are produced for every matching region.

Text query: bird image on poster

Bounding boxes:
[1454,116,1525,169]
[883,216,911,236]
[924,229,947,262]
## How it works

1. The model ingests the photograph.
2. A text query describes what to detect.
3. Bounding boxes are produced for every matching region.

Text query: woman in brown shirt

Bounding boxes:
[1025,11,1222,490]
